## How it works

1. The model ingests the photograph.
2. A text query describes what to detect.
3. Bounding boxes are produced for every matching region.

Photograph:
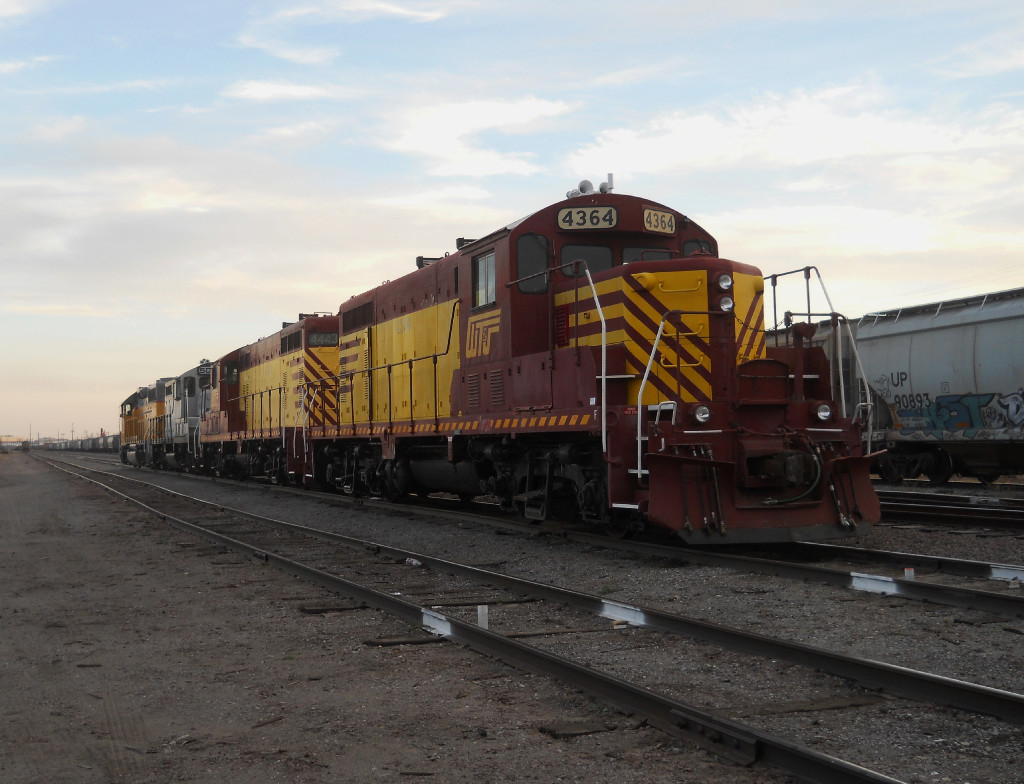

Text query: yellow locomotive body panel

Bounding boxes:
[301,345,340,430]
[239,356,283,433]
[239,343,340,435]
[553,268,768,410]
[338,327,372,427]
[555,269,712,407]
[142,400,166,442]
[733,271,767,362]
[337,299,460,430]
[121,408,144,445]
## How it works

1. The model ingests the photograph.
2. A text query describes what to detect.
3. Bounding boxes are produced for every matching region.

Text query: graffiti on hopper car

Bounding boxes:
[998,390,1024,427]
[891,391,1024,437]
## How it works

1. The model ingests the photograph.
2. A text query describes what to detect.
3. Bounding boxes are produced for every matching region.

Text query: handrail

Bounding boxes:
[302,386,317,469]
[584,264,608,454]
[764,266,875,444]
[840,315,875,445]
[292,387,308,462]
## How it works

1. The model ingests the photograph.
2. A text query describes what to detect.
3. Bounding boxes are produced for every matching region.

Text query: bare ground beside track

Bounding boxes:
[0,453,792,784]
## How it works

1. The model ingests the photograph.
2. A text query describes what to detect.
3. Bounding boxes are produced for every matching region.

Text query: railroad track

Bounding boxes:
[48,455,1024,618]
[877,489,1024,528]
[41,456,1024,783]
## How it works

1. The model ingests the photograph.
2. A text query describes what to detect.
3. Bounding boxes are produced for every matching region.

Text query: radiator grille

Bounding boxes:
[490,372,504,407]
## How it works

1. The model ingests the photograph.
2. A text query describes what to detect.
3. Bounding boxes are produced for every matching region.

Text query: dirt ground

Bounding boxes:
[0,453,790,784]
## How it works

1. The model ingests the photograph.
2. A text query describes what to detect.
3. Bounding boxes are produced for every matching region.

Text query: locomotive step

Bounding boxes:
[512,489,548,521]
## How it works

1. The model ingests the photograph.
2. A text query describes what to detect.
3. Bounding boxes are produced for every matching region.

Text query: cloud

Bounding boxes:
[929,26,1024,78]
[236,33,341,66]
[238,0,463,64]
[267,1,456,25]
[712,205,944,257]
[0,0,49,20]
[565,84,1024,204]
[34,115,86,140]
[367,184,508,228]
[222,80,360,101]
[0,134,425,309]
[1,55,55,73]
[251,121,332,142]
[557,80,1024,318]
[707,202,1024,323]
[385,96,571,175]
[15,78,177,95]
[0,59,28,74]
[4,303,112,317]
[592,60,696,87]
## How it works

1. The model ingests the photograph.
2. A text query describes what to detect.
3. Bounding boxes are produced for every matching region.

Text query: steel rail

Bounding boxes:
[557,530,1024,619]
[790,542,1024,583]
[877,490,1024,527]
[44,458,1024,726]
[877,489,1024,511]
[46,459,905,784]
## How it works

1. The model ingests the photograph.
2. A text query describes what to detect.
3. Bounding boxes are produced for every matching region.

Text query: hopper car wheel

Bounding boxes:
[877,455,903,484]
[925,450,954,485]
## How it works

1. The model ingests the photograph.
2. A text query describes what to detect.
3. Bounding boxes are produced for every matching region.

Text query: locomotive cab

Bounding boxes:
[478,190,879,541]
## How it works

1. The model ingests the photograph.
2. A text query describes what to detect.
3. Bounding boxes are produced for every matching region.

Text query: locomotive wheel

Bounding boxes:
[603,520,635,540]
[975,471,1001,485]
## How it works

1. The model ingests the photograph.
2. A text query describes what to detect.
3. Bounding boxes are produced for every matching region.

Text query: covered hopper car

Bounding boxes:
[823,287,1024,484]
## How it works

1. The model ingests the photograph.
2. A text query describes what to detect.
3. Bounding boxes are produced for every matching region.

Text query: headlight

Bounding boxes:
[717,273,733,291]
[691,404,712,424]
[815,403,832,421]
[719,296,734,312]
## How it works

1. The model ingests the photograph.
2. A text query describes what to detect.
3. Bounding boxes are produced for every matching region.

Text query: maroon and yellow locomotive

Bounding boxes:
[197,314,340,481]
[123,185,879,543]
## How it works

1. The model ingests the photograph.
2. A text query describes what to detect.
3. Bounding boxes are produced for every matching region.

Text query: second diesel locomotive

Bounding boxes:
[122,183,879,544]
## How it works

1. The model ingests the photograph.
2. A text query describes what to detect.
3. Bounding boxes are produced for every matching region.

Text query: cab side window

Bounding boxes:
[516,234,549,293]
[623,247,672,264]
[562,245,612,276]
[473,251,496,308]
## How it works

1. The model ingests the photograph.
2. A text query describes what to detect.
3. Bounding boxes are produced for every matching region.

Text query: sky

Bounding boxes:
[2,0,1023,440]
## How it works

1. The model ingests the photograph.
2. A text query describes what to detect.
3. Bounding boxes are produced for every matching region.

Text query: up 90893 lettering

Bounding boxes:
[120,183,880,544]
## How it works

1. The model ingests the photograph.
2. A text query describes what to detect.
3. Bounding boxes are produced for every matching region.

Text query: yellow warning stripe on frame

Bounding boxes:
[320,414,594,439]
